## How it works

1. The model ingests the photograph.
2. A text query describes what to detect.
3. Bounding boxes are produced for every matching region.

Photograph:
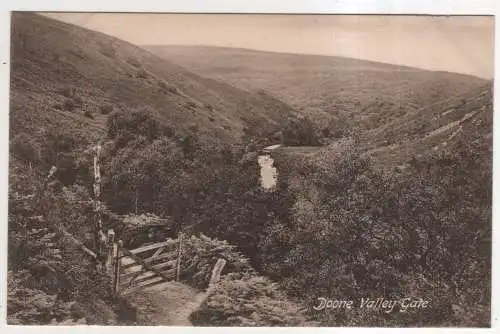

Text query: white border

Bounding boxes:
[0,0,496,14]
[0,1,497,334]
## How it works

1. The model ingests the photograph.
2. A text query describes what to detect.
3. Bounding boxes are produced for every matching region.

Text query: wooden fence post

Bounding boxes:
[195,258,228,309]
[105,229,115,274]
[113,240,123,297]
[209,258,226,288]
[176,233,183,281]
[135,188,138,214]
[93,144,106,258]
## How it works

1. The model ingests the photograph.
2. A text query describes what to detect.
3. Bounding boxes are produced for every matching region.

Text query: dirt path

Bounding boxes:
[125,281,207,326]
[119,252,225,325]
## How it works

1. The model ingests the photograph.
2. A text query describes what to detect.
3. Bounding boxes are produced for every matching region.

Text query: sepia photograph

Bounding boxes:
[6,11,494,327]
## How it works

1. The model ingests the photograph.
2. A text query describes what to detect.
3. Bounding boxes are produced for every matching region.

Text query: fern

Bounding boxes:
[190,273,318,326]
[7,270,74,325]
[179,234,256,289]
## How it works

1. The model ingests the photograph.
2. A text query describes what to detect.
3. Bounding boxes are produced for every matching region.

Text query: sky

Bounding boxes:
[42,13,494,79]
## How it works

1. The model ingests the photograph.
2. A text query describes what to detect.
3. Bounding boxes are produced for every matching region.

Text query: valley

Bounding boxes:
[7,13,493,327]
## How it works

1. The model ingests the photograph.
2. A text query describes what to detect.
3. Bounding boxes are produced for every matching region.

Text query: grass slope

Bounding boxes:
[147,45,492,167]
[366,82,493,167]
[146,45,488,135]
[10,14,298,148]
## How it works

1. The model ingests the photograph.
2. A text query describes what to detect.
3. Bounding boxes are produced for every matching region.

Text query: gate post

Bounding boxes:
[113,240,123,297]
[176,233,183,281]
[105,229,115,275]
[93,144,105,259]
[209,258,226,288]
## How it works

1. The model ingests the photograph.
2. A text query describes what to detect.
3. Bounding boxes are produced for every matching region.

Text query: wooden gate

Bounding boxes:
[110,234,183,296]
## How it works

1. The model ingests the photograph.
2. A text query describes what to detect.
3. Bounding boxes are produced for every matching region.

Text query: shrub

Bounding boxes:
[185,101,197,109]
[55,154,77,185]
[7,270,74,325]
[178,235,255,289]
[83,110,94,119]
[321,114,352,139]
[282,116,322,146]
[10,133,40,164]
[136,69,149,79]
[107,109,162,141]
[126,57,141,68]
[58,87,76,98]
[73,96,83,106]
[271,131,283,143]
[190,273,317,326]
[181,134,198,159]
[99,104,113,115]
[164,126,175,138]
[35,127,79,185]
[56,88,83,111]
[62,98,78,112]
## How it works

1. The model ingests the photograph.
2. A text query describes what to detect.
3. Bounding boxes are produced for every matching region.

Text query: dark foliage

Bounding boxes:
[99,104,113,115]
[257,135,491,326]
[190,273,317,326]
[282,116,322,146]
[107,108,169,141]
[84,110,94,119]
[8,162,116,325]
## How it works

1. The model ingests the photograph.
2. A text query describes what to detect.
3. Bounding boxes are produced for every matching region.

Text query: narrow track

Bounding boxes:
[125,281,203,326]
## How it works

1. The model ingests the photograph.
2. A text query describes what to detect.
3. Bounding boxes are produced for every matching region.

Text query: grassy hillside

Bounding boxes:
[10,14,298,149]
[146,45,487,110]
[365,82,493,167]
[146,45,488,143]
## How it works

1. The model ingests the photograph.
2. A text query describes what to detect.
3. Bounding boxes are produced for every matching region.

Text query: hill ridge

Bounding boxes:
[144,44,487,80]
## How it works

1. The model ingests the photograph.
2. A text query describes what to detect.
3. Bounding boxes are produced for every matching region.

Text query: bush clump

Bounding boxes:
[62,98,78,112]
[190,273,317,326]
[106,108,170,142]
[179,234,255,289]
[126,57,141,68]
[10,133,40,164]
[99,104,113,115]
[58,87,77,98]
[282,116,322,146]
[55,87,83,112]
[136,69,149,79]
[83,110,94,119]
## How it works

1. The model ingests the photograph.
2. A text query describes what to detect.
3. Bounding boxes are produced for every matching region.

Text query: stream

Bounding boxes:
[257,144,281,189]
